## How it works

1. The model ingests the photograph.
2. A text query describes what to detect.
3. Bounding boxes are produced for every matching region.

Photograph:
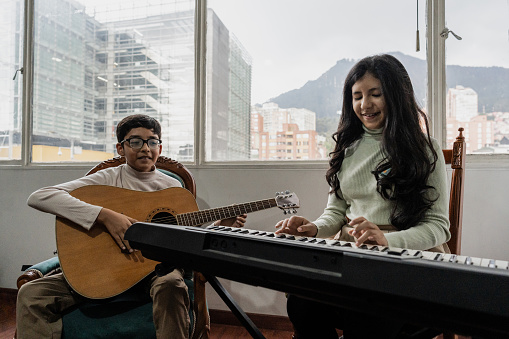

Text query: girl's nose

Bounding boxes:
[361,97,372,109]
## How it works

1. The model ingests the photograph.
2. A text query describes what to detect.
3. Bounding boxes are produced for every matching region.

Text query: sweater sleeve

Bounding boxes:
[314,190,348,238]
[27,172,112,230]
[385,140,451,250]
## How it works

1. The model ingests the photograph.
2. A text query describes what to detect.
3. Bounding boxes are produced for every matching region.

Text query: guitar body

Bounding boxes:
[56,185,198,299]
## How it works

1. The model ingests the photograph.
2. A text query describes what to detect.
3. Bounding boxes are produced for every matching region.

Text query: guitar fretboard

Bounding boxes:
[176,198,277,226]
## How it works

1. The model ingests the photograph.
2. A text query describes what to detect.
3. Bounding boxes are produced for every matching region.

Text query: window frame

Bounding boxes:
[426,0,509,167]
[3,0,508,169]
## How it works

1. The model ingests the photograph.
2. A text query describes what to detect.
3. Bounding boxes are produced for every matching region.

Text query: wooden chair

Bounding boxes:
[385,127,467,339]
[16,155,210,339]
[439,127,466,339]
[442,127,466,256]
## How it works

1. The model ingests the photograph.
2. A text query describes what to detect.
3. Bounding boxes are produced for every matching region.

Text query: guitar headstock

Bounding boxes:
[275,191,300,215]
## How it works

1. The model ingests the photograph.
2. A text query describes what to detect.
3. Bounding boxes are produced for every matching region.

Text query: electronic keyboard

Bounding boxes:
[125,223,509,338]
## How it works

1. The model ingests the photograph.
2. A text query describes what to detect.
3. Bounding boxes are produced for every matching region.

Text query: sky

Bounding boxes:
[33,0,509,105]
[209,0,509,104]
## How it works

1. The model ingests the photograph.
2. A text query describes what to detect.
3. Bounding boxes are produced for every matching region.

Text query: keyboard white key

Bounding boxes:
[422,251,437,260]
[456,255,470,265]
[469,257,482,266]
[495,260,509,270]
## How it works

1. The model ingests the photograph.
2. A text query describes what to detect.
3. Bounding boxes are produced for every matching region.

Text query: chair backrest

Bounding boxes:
[85,155,197,197]
[86,155,209,339]
[442,128,466,255]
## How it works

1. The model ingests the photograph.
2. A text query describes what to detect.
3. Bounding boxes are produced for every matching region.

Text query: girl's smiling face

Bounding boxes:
[352,72,386,130]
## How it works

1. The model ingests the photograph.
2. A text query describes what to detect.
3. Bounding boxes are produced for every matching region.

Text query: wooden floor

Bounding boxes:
[0,288,293,339]
[1,290,16,339]
[0,288,470,339]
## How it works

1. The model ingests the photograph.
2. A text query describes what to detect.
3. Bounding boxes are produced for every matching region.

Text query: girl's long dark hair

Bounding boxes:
[326,54,438,230]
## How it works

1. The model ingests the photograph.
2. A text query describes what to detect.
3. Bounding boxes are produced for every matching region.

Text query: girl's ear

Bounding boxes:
[116,142,124,156]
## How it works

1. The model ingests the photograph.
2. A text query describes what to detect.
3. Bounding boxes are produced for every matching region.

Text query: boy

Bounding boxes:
[17,114,245,338]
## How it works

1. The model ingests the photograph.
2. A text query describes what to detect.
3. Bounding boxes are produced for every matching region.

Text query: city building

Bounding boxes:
[206,11,252,161]
[446,86,495,153]
[251,103,326,160]
[3,0,252,162]
[447,85,478,122]
[447,115,494,153]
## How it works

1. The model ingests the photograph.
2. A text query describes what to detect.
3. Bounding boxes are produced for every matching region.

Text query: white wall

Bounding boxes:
[1,164,508,316]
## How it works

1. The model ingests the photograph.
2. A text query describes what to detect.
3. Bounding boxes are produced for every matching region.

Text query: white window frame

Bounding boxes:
[3,0,508,169]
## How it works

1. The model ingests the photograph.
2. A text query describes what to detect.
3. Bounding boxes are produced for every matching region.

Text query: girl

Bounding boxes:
[275,54,450,338]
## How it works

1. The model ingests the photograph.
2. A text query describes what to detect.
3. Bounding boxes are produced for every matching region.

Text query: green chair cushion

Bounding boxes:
[61,275,195,339]
[62,298,155,339]
[26,256,61,276]
[22,258,196,339]
[157,169,184,188]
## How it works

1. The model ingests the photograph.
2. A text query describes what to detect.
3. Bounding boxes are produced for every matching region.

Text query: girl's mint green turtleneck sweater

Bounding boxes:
[314,126,450,251]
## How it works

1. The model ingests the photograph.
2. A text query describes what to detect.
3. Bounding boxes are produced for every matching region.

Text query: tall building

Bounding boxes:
[226,33,252,161]
[97,8,197,157]
[7,0,252,161]
[205,10,252,161]
[447,115,494,153]
[251,103,325,160]
[447,85,478,122]
[446,86,494,152]
[253,102,315,133]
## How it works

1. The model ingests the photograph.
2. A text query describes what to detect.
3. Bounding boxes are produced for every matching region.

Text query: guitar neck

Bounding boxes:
[176,198,277,226]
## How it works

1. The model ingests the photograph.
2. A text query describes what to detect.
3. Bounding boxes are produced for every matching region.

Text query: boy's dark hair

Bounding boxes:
[116,114,162,142]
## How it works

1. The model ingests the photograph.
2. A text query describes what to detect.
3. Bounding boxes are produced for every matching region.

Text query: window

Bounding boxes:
[0,0,23,161]
[206,0,427,161]
[24,0,195,163]
[2,1,508,165]
[444,0,509,155]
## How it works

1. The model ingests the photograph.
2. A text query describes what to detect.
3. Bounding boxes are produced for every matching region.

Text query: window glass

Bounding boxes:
[31,0,195,162]
[445,0,509,154]
[206,0,427,161]
[0,0,23,160]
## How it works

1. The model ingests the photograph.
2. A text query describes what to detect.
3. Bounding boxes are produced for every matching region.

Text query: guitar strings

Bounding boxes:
[146,199,278,225]
[148,200,275,224]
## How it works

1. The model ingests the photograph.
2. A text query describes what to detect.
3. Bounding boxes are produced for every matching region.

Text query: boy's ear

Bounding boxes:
[116,143,125,156]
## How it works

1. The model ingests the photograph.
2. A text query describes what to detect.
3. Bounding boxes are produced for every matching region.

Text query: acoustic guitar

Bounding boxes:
[55,185,299,299]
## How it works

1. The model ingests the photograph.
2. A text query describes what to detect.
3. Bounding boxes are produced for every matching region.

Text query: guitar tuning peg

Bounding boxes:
[285,190,290,194]
[276,192,281,196]
[283,210,288,215]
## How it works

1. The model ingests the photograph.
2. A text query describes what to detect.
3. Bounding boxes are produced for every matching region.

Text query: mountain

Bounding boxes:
[268,52,509,119]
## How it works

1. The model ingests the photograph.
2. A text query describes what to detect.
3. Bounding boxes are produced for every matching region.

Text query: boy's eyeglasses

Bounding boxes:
[120,137,162,150]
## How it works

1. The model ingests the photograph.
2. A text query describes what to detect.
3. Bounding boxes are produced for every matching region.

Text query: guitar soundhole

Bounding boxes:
[149,212,178,225]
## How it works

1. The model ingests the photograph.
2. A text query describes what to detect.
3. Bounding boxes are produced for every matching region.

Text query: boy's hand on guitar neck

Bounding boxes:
[213,214,247,228]
[96,208,138,253]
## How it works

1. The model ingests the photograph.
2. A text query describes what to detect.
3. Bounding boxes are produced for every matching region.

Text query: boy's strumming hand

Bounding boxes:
[96,208,138,253]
